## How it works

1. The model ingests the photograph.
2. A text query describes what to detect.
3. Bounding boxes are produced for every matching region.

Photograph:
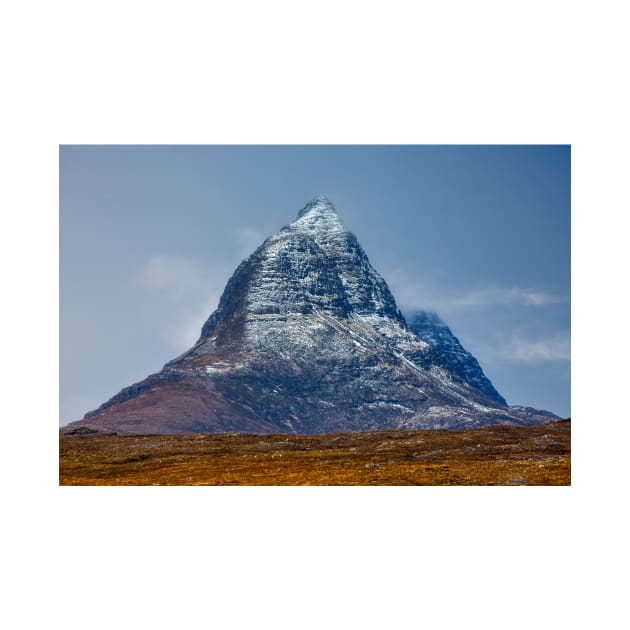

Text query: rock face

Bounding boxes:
[69,196,557,434]
[406,310,507,406]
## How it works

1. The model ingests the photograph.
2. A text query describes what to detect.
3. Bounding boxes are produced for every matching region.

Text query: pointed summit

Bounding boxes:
[71,196,558,435]
[289,195,346,237]
[297,195,338,217]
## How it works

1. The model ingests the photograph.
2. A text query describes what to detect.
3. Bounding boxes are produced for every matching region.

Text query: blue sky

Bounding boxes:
[60,145,570,424]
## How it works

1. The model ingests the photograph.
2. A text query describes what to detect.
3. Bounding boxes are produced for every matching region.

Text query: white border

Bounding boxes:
[4,1,628,629]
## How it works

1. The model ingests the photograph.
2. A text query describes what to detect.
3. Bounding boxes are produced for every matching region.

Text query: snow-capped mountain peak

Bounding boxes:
[72,197,557,435]
[283,195,347,239]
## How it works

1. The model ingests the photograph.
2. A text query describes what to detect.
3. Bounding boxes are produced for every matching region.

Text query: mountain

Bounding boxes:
[406,310,507,405]
[67,196,557,434]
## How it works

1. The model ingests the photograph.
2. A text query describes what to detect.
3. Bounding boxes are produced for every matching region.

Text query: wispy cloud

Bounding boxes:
[383,267,570,369]
[485,332,571,363]
[139,255,209,302]
[383,268,566,314]
[137,254,228,349]
[451,287,567,308]
[236,226,265,256]
[167,298,221,349]
[382,268,449,313]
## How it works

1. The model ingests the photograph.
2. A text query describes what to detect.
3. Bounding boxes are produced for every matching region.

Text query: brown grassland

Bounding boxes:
[59,418,570,486]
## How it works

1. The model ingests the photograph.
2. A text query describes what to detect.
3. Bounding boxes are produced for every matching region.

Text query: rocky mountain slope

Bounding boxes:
[67,196,557,435]
[407,310,507,405]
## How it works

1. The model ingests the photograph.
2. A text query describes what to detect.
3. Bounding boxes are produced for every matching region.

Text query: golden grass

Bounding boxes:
[59,419,570,486]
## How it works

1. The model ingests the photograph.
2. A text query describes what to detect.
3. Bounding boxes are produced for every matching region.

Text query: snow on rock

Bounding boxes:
[407,310,507,405]
[76,196,558,435]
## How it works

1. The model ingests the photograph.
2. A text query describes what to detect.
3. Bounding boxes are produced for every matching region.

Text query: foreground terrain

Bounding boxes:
[59,419,570,485]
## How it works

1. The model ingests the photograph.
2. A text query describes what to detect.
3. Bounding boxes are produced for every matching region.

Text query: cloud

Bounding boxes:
[167,298,220,350]
[137,254,228,349]
[139,255,209,302]
[451,287,567,308]
[236,226,265,256]
[382,268,566,314]
[490,332,571,363]
[381,268,448,313]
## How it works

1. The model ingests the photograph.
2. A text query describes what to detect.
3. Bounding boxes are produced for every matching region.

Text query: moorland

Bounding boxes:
[60,419,570,486]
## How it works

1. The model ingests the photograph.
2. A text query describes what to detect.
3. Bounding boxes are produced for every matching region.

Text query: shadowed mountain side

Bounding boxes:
[407,310,507,405]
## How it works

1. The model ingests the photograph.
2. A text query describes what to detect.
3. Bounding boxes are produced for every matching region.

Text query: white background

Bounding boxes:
[2,1,628,629]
